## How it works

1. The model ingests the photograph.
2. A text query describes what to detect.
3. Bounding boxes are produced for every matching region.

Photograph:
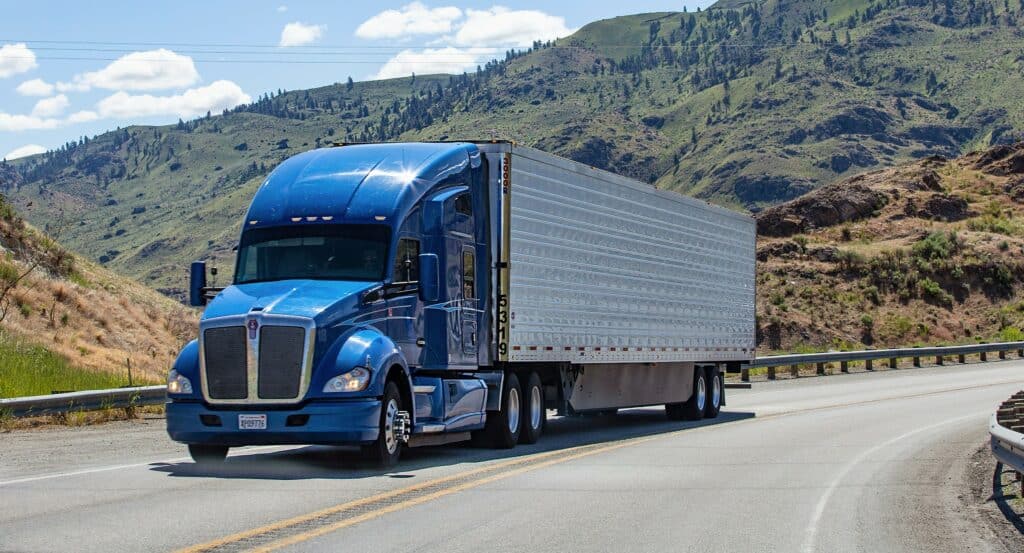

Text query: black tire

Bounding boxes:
[361,381,403,467]
[188,444,228,465]
[704,367,722,419]
[480,371,522,449]
[666,368,706,421]
[519,372,545,445]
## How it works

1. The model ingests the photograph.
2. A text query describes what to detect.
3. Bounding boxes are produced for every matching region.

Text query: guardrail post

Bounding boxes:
[958,353,966,364]
[840,361,849,373]
[865,359,873,371]
[1000,350,1007,360]
[912,346,920,368]
[741,367,749,382]
[981,351,988,362]
[890,357,898,369]
[936,355,944,366]
[767,366,776,380]
[1018,348,1023,358]
[790,364,799,378]
[816,362,825,376]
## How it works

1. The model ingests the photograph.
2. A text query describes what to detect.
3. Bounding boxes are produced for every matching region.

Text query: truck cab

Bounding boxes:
[167,143,497,466]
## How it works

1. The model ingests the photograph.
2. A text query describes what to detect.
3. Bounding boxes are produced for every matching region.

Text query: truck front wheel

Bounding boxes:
[188,444,228,465]
[362,381,404,467]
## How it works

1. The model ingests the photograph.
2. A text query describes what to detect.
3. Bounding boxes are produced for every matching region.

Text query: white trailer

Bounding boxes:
[479,143,756,418]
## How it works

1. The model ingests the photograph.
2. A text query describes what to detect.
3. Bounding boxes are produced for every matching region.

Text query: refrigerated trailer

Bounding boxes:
[166,141,756,466]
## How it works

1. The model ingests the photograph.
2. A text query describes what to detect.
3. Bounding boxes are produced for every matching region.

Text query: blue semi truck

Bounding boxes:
[166,141,756,466]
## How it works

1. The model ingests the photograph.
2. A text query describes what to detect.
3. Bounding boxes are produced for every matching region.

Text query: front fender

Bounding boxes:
[309,328,410,400]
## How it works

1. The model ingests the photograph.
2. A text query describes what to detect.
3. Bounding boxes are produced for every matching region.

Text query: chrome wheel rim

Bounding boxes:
[384,398,399,454]
[530,385,542,430]
[696,377,706,411]
[712,375,721,408]
[508,387,520,433]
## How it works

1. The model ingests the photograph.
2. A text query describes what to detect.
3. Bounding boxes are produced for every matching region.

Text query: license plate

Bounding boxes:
[238,414,267,430]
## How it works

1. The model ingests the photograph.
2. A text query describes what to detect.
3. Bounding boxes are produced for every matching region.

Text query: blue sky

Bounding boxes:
[0,1,714,160]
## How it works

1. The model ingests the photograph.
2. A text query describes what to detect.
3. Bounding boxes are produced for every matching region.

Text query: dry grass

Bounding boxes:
[0,206,198,386]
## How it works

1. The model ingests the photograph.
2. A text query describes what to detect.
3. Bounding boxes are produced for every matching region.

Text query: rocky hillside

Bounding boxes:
[0,194,197,384]
[756,142,1024,352]
[2,0,1024,290]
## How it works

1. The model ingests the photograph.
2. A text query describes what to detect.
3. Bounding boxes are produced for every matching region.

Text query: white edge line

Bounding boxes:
[0,445,292,487]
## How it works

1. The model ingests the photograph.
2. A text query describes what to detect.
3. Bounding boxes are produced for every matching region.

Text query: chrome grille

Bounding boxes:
[203,326,248,399]
[258,326,306,399]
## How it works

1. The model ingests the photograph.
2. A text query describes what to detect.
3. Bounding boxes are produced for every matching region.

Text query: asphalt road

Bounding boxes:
[2,361,1024,553]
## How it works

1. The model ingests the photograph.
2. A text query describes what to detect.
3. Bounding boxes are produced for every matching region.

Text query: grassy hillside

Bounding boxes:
[755,141,1024,352]
[0,195,196,397]
[2,0,1024,290]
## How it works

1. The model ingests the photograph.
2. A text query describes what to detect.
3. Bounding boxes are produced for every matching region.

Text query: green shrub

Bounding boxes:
[860,314,874,329]
[999,327,1024,342]
[912,231,958,261]
[918,277,953,307]
[793,235,809,253]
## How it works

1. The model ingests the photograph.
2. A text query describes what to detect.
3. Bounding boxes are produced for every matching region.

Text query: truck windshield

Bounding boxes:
[234,224,390,284]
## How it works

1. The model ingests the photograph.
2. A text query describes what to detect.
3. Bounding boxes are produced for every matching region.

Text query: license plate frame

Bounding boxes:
[238,414,267,430]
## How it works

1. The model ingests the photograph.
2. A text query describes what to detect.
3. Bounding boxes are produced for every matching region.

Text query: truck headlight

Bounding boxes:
[167,369,193,395]
[323,367,371,392]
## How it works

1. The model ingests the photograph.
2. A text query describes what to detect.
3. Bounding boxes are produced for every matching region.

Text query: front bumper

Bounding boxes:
[166,398,381,446]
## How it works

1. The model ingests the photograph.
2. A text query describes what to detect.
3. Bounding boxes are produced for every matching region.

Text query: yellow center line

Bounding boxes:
[250,436,651,553]
[174,442,608,553]
[178,377,1024,553]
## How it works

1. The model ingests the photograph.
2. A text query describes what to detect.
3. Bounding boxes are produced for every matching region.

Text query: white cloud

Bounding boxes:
[0,43,37,79]
[16,78,54,96]
[0,113,61,132]
[66,110,99,124]
[277,5,287,12]
[95,80,251,119]
[4,144,46,160]
[31,94,70,118]
[373,47,495,80]
[453,7,573,47]
[356,2,463,40]
[279,22,326,47]
[59,49,200,92]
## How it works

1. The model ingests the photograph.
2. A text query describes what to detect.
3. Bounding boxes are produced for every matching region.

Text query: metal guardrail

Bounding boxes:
[990,392,1024,495]
[741,341,1024,382]
[0,385,165,418]
[4,340,1024,418]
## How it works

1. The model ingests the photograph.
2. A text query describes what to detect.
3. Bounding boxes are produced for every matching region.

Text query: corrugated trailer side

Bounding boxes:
[502,145,755,365]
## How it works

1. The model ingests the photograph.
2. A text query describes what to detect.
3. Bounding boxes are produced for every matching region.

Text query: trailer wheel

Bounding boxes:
[519,372,545,445]
[704,368,722,419]
[188,444,228,465]
[361,381,404,467]
[479,371,522,449]
[666,368,706,421]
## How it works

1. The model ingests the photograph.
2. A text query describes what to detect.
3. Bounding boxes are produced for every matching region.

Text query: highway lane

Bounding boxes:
[1,361,1023,552]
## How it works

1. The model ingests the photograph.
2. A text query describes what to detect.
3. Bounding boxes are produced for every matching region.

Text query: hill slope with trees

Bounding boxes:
[2,0,1024,292]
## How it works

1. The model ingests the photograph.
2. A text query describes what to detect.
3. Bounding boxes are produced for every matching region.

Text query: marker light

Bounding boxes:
[167,369,193,395]
[323,367,371,393]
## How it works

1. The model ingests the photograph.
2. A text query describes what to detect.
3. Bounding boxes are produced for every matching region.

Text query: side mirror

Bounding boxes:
[189,261,207,307]
[419,253,439,302]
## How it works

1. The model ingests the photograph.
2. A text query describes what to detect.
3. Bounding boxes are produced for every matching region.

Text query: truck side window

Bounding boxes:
[395,238,420,283]
[454,193,472,217]
[462,250,475,299]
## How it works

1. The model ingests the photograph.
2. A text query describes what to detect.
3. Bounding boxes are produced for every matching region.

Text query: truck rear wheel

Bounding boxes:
[519,372,545,445]
[666,368,706,421]
[361,381,404,467]
[479,372,522,449]
[188,444,228,465]
[704,368,722,419]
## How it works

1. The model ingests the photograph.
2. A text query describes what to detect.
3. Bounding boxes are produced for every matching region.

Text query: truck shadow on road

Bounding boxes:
[150,408,754,480]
